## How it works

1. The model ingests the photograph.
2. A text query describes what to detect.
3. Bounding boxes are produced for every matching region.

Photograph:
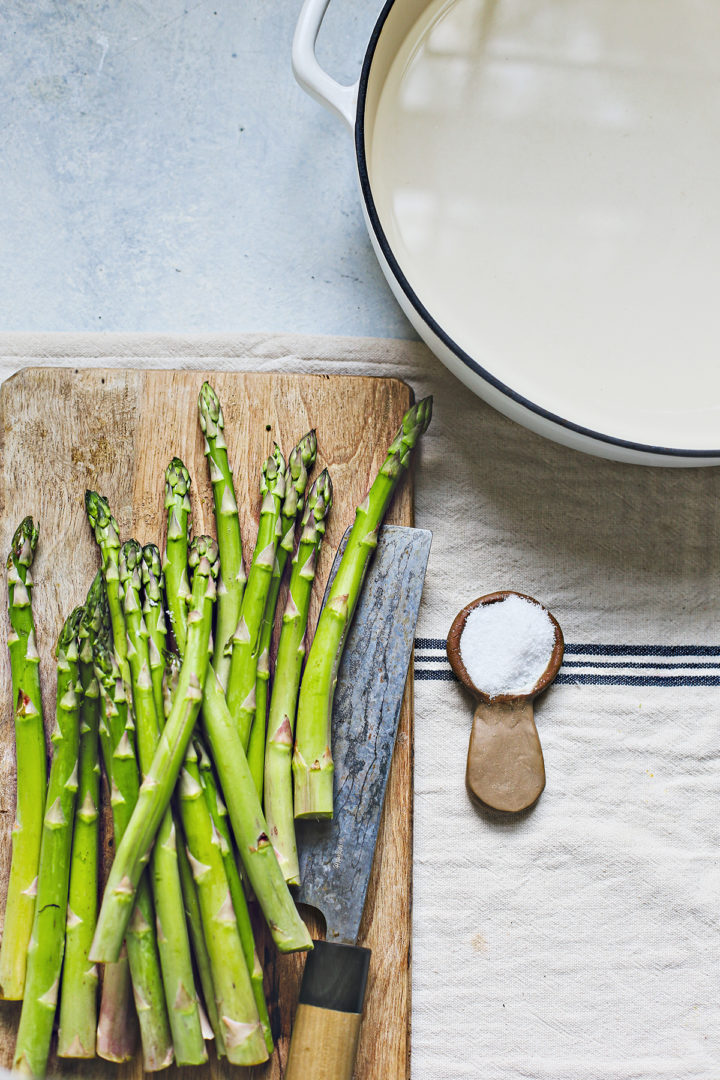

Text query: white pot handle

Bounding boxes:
[292,0,359,130]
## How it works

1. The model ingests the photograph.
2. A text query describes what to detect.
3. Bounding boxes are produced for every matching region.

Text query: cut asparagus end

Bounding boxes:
[96,950,138,1062]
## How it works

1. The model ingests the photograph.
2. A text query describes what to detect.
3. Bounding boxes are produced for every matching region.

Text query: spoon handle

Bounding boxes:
[466,700,546,812]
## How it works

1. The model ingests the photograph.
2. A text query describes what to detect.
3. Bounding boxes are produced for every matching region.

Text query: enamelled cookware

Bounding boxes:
[293,0,720,466]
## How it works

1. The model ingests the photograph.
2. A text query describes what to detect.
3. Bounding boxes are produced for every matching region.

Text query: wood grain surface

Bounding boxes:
[0,368,414,1080]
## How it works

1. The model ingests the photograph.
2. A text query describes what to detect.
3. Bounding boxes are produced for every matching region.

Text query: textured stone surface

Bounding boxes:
[0,0,415,339]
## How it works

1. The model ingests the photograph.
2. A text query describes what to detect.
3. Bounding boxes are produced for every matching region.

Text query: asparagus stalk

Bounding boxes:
[0,518,45,1001]
[294,397,432,818]
[226,446,286,750]
[249,430,317,798]
[91,579,139,1066]
[161,464,191,659]
[90,536,219,963]
[94,639,173,1071]
[265,471,332,883]
[144,548,213,1055]
[13,608,84,1078]
[162,660,227,1060]
[197,383,246,687]
[162,495,270,1056]
[195,739,273,1054]
[88,495,174,1067]
[120,541,206,1065]
[176,834,225,1057]
[163,459,193,656]
[85,491,132,695]
[201,667,312,953]
[96,944,138,1063]
[57,573,106,1057]
[177,743,268,1065]
[87,494,149,1061]
[161,503,225,1054]
[141,543,167,723]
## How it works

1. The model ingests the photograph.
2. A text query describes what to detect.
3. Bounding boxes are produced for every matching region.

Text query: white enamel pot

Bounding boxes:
[293,0,720,467]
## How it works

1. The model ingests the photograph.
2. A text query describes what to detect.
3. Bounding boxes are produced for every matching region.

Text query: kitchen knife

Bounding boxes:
[285,523,432,1080]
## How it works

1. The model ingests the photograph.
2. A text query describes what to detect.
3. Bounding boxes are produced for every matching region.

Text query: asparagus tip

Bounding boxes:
[164,458,192,507]
[301,469,333,532]
[8,516,39,570]
[56,606,84,658]
[197,381,222,433]
[188,535,219,577]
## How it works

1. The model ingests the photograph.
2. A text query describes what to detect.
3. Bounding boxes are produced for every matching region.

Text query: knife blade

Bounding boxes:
[285,523,432,1080]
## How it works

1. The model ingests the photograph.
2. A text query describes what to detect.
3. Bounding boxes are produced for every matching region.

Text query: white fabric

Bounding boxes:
[1,332,718,1079]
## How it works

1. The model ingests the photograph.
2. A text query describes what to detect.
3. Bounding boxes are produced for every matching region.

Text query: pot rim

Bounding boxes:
[353,0,720,461]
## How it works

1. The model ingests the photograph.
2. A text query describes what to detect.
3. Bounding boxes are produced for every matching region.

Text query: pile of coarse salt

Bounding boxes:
[459,594,556,698]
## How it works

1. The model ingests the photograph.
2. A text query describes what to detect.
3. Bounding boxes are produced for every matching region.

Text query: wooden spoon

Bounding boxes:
[447,591,564,813]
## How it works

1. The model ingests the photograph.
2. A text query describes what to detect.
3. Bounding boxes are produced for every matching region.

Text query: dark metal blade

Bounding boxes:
[295,524,432,945]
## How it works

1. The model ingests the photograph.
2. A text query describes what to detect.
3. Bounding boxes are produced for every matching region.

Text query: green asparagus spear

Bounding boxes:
[197,383,246,687]
[176,830,225,1057]
[94,639,173,1071]
[162,489,270,1056]
[91,536,219,964]
[120,540,160,775]
[120,541,206,1065]
[87,493,174,1067]
[13,608,83,1078]
[201,667,312,953]
[57,574,106,1057]
[141,543,167,723]
[162,461,191,657]
[294,397,432,818]
[143,545,212,1059]
[161,499,224,1055]
[177,743,267,1065]
[87,494,142,1062]
[226,446,286,750]
[265,471,332,883]
[195,739,273,1054]
[163,460,192,656]
[0,519,45,1001]
[96,944,138,1063]
[248,430,317,798]
[85,492,132,695]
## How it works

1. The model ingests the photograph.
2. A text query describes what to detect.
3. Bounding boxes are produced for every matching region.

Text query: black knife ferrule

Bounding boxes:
[298,940,371,1014]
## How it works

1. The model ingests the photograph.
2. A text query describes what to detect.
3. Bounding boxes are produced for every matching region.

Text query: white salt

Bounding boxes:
[459,594,556,698]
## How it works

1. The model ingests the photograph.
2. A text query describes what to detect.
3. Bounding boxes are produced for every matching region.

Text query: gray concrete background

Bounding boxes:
[1,0,415,338]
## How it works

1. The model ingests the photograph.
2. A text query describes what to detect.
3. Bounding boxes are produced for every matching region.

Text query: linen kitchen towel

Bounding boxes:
[1,332,718,1079]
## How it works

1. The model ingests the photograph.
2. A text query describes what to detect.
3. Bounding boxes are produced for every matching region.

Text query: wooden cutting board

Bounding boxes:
[0,368,415,1080]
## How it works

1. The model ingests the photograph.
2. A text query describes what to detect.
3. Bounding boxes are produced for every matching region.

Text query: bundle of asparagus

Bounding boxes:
[0,385,431,1077]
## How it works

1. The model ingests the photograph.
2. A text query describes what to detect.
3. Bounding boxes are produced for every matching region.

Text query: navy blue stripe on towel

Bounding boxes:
[413,639,720,688]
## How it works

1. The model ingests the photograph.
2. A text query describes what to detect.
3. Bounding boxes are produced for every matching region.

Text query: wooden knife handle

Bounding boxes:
[286,940,371,1080]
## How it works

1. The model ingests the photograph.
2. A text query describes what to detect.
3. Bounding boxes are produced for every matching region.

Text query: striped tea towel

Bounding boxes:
[1,331,718,1080]
[417,638,720,688]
